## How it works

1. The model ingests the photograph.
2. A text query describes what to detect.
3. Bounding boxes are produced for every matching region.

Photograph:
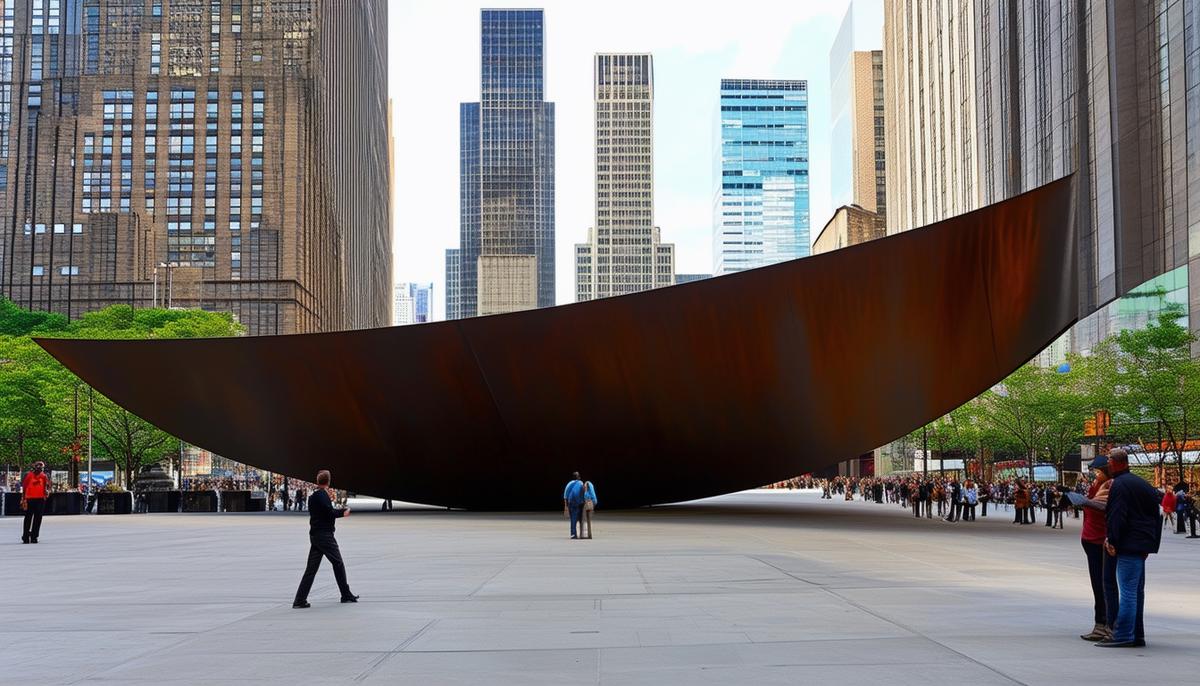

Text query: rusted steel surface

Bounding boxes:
[37,178,1077,509]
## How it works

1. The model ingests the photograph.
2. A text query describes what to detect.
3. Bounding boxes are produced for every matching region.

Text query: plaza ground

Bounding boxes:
[2,490,1198,685]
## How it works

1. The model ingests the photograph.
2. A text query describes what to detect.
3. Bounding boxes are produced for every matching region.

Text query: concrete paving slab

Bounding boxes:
[1,490,1197,685]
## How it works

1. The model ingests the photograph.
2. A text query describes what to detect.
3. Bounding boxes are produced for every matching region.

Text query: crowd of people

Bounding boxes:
[769,473,1196,533]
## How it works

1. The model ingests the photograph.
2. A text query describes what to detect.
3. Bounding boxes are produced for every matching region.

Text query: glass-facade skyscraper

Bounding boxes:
[446,9,555,319]
[712,79,809,276]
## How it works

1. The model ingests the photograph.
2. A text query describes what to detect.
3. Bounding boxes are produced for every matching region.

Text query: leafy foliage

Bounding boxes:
[0,299,241,482]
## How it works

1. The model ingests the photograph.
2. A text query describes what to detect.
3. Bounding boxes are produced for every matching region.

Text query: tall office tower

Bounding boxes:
[829,0,885,217]
[444,248,460,320]
[446,9,555,319]
[576,54,674,303]
[0,1,391,335]
[887,0,1199,353]
[712,79,809,276]
[392,282,432,325]
[973,0,1200,351]
[393,286,414,327]
[882,0,980,236]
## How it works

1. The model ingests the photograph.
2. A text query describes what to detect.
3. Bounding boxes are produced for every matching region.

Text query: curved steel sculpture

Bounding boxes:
[37,177,1077,509]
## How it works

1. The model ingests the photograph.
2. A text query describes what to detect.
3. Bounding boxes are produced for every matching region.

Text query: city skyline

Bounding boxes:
[391,2,846,318]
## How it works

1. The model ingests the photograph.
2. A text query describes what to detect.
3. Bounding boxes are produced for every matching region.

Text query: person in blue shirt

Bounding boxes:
[562,472,585,539]
[580,480,598,539]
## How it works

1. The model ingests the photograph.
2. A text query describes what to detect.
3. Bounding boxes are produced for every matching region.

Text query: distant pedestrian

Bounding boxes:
[1160,488,1175,529]
[580,480,598,539]
[946,480,962,522]
[962,480,978,521]
[292,470,358,608]
[296,487,306,511]
[562,472,585,539]
[1172,483,1189,534]
[1095,449,1162,648]
[382,498,393,511]
[21,461,50,544]
[1014,480,1031,524]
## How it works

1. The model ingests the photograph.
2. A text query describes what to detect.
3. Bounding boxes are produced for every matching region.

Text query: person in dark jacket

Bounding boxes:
[293,470,358,608]
[1095,449,1161,648]
[945,480,962,522]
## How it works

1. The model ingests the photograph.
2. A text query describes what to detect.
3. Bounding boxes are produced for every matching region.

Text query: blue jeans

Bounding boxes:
[1103,551,1118,629]
[1112,554,1146,642]
[568,505,582,537]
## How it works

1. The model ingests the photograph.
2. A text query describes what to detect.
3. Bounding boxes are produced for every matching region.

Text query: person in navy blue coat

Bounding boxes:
[1095,449,1162,648]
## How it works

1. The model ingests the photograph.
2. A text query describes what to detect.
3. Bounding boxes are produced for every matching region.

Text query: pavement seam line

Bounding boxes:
[466,557,517,598]
[353,618,439,682]
[818,586,1029,686]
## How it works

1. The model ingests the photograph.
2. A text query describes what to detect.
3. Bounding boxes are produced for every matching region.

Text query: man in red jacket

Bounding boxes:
[21,461,50,544]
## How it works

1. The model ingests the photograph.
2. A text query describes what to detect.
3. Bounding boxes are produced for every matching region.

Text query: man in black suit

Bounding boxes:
[293,470,358,608]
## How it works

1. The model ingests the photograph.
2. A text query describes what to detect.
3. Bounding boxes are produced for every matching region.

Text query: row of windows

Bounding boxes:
[30,266,80,277]
[720,105,807,112]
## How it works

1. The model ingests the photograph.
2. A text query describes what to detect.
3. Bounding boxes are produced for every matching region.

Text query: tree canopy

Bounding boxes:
[0,299,241,484]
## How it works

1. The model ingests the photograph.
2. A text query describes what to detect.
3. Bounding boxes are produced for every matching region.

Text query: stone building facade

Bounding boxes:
[0,0,390,335]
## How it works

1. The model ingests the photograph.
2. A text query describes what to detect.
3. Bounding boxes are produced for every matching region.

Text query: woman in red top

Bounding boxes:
[1079,455,1113,641]
[21,461,51,544]
[1161,489,1176,529]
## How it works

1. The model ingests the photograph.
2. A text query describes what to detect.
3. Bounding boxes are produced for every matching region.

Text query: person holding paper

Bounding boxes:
[1077,455,1113,642]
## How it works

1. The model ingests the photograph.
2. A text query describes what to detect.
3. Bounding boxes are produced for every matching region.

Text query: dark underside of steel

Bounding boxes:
[37,178,1077,509]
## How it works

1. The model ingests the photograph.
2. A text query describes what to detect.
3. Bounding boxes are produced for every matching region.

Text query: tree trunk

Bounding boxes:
[1179,416,1188,485]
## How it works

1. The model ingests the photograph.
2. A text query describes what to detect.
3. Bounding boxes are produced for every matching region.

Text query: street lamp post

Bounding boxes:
[154,262,176,308]
[87,386,94,508]
[922,425,928,476]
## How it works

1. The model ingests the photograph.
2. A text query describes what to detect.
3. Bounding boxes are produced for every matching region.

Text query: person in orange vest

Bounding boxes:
[21,461,50,544]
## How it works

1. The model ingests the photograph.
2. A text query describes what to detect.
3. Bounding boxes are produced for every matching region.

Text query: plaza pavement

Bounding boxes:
[1,490,1198,685]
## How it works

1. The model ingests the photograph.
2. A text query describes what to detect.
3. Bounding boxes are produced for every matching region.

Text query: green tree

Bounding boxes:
[1039,353,1093,474]
[0,336,68,475]
[0,299,242,486]
[974,362,1092,482]
[1099,305,1200,477]
[916,404,979,474]
[90,398,175,488]
[976,365,1044,481]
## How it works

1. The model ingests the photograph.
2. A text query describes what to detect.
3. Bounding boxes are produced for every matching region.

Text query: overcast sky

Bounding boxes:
[389,1,853,318]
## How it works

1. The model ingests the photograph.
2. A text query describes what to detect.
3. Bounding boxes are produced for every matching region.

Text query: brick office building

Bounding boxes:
[0,0,390,335]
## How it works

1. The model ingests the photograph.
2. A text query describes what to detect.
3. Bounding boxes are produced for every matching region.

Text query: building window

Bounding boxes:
[31,266,44,276]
